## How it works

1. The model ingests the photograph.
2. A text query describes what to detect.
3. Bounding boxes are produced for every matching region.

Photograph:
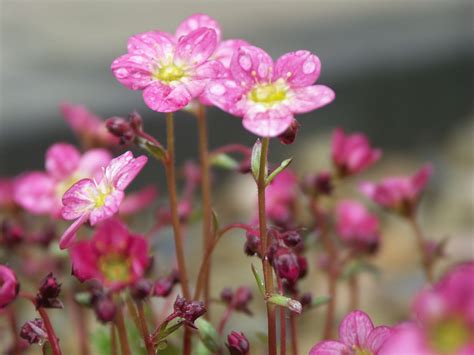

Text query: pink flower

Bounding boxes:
[265,170,298,226]
[310,310,392,355]
[205,45,335,137]
[70,219,150,290]
[59,151,147,249]
[60,103,118,147]
[381,263,474,355]
[336,200,380,252]
[119,185,157,216]
[359,164,433,215]
[0,265,19,308]
[331,128,381,176]
[111,24,223,112]
[14,143,111,218]
[0,178,17,210]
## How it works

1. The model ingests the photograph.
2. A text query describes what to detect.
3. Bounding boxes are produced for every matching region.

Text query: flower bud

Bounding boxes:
[20,318,47,344]
[297,255,308,279]
[171,296,207,329]
[106,117,135,145]
[35,273,63,309]
[233,287,253,315]
[278,119,300,145]
[226,331,250,355]
[128,111,143,132]
[0,221,23,247]
[283,231,302,248]
[220,287,233,304]
[130,279,153,300]
[272,248,300,284]
[92,293,116,323]
[0,265,19,308]
[244,231,260,257]
[303,171,333,196]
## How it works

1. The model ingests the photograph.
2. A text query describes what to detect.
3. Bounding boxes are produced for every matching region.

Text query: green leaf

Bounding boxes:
[267,294,302,314]
[265,158,293,186]
[311,295,331,308]
[251,139,262,180]
[196,318,221,353]
[211,209,219,237]
[251,264,265,296]
[74,292,92,306]
[210,153,239,170]
[136,137,166,161]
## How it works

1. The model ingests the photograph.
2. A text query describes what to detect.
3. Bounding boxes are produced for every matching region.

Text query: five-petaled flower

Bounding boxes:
[14,143,111,218]
[111,22,224,112]
[205,45,335,137]
[59,151,147,249]
[359,164,433,216]
[70,219,150,290]
[310,310,392,355]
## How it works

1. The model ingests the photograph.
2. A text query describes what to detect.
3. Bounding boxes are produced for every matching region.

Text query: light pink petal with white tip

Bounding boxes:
[61,178,96,220]
[111,54,155,91]
[274,50,321,87]
[230,45,274,87]
[287,85,335,114]
[104,151,147,191]
[45,143,81,180]
[175,13,222,42]
[242,105,294,137]
[339,310,374,348]
[175,27,218,67]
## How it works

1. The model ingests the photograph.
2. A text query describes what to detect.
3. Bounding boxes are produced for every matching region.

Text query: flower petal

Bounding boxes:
[60,103,102,132]
[14,172,57,216]
[242,105,293,137]
[309,340,351,355]
[411,164,433,195]
[230,45,273,87]
[175,27,218,67]
[126,31,175,60]
[287,85,335,114]
[111,53,154,91]
[104,151,148,191]
[274,50,321,87]
[59,212,90,249]
[45,143,81,180]
[61,178,96,220]
[89,190,124,226]
[143,81,193,112]
[204,79,246,115]
[175,13,222,42]
[70,240,100,281]
[92,219,130,254]
[366,326,393,353]
[213,39,249,69]
[129,237,151,280]
[77,149,112,180]
[339,310,374,348]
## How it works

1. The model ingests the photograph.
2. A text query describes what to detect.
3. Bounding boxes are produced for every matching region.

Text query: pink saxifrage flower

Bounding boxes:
[14,143,111,218]
[380,262,474,355]
[205,45,335,137]
[111,21,224,112]
[359,164,433,215]
[336,200,380,252]
[264,169,298,226]
[60,103,119,147]
[59,151,147,249]
[70,219,150,290]
[310,310,392,355]
[332,128,381,177]
[0,264,19,308]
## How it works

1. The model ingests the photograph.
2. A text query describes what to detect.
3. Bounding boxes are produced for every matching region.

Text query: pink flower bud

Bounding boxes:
[0,221,24,247]
[106,117,135,145]
[272,248,300,284]
[0,265,19,308]
[171,296,206,329]
[233,287,253,315]
[92,293,116,323]
[130,279,153,300]
[226,331,250,355]
[35,273,63,309]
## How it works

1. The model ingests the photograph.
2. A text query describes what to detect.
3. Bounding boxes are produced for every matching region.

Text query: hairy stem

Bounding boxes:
[258,137,277,355]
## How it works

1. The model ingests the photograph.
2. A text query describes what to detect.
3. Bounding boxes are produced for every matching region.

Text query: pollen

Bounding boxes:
[154,64,186,83]
[99,254,131,283]
[249,80,288,105]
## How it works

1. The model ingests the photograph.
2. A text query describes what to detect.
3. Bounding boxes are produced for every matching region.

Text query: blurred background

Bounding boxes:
[1,0,473,353]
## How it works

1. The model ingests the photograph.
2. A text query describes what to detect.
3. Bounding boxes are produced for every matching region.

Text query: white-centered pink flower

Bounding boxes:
[205,45,335,137]
[59,151,147,249]
[14,143,111,218]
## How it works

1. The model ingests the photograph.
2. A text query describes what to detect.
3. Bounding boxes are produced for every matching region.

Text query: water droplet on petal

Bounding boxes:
[209,83,226,95]
[303,59,316,74]
[239,54,252,71]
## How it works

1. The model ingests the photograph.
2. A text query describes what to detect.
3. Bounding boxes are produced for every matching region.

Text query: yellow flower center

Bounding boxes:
[249,80,287,105]
[429,317,471,354]
[99,254,131,283]
[154,64,186,83]
[352,345,372,355]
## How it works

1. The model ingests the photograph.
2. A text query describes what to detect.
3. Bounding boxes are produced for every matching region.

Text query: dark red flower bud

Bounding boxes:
[283,231,302,248]
[233,287,253,315]
[92,293,116,323]
[0,221,23,247]
[299,292,312,309]
[171,296,206,329]
[130,279,153,300]
[128,111,143,132]
[106,117,135,145]
[244,231,260,257]
[226,331,250,355]
[35,273,63,309]
[278,119,300,145]
[220,287,233,304]
[154,278,174,298]
[273,248,300,284]
[297,255,308,279]
[19,318,47,344]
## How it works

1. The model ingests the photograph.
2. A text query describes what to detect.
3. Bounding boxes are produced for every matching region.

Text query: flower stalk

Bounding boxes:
[114,304,131,355]
[407,215,434,283]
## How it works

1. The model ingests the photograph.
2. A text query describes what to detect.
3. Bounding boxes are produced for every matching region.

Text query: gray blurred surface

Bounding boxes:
[0,0,473,174]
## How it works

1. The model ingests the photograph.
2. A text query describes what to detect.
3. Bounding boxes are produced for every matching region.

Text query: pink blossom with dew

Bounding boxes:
[359,164,433,215]
[60,103,118,147]
[381,262,474,355]
[331,128,382,176]
[0,178,17,210]
[310,310,393,355]
[59,151,147,249]
[205,45,335,137]
[265,169,298,226]
[119,185,157,216]
[70,219,150,290]
[336,200,380,251]
[14,143,111,218]
[111,23,223,112]
[0,264,19,308]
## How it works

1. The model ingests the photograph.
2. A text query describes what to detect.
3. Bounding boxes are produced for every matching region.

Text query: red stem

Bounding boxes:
[136,301,154,355]
[407,215,434,283]
[218,306,234,334]
[278,278,287,355]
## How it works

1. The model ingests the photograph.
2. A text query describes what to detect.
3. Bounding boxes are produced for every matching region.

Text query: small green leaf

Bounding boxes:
[136,137,166,161]
[251,264,265,296]
[251,139,262,180]
[74,292,92,306]
[210,153,239,170]
[267,294,302,314]
[266,158,293,186]
[196,318,221,353]
[311,295,331,308]
[211,209,219,236]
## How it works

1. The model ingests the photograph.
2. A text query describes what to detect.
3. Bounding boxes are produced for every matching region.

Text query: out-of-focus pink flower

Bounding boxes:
[265,170,298,226]
[119,185,157,216]
[359,164,433,215]
[60,103,118,147]
[111,21,223,112]
[331,128,381,176]
[70,219,150,290]
[336,200,380,252]
[14,143,111,218]
[0,264,19,308]
[0,178,17,210]
[59,151,147,249]
[310,310,392,355]
[205,45,335,137]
